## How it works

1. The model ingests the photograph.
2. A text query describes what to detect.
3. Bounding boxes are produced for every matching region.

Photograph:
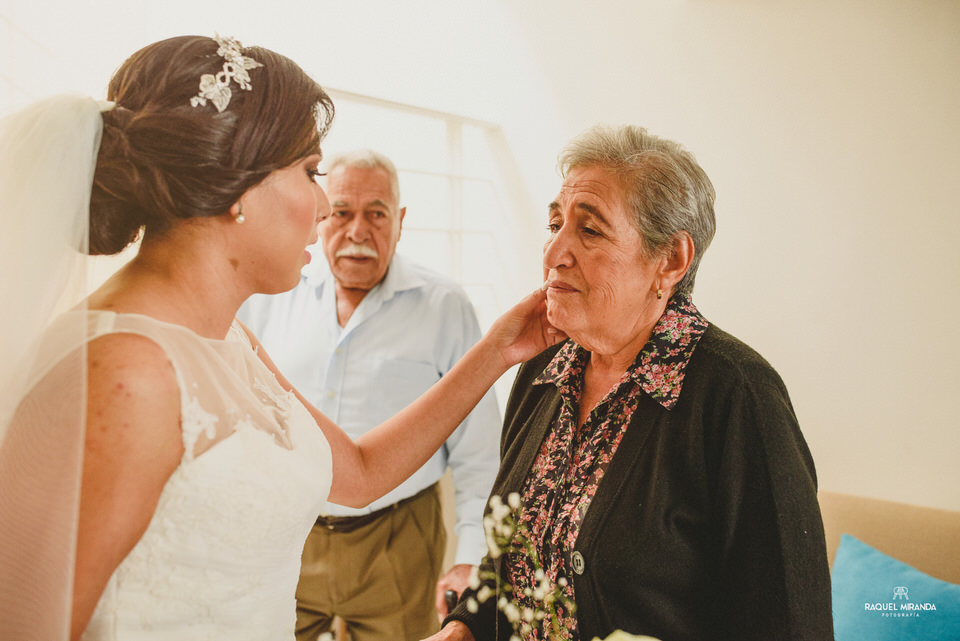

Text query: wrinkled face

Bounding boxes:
[320,165,404,292]
[542,165,662,352]
[242,154,328,293]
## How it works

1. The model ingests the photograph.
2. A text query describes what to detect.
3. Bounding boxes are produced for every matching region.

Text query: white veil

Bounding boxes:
[0,95,105,640]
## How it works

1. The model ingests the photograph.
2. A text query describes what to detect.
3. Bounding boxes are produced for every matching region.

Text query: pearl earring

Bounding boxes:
[235,203,246,224]
[657,288,663,300]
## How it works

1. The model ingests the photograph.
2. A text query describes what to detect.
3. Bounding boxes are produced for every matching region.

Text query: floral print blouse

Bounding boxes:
[506,294,709,640]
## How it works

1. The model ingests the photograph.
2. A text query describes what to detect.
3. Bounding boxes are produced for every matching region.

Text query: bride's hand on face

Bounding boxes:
[486,288,567,368]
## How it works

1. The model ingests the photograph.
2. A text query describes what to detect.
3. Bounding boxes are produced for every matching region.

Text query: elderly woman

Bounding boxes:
[432,125,834,641]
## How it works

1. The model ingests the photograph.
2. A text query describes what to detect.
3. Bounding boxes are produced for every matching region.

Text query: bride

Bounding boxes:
[0,35,561,641]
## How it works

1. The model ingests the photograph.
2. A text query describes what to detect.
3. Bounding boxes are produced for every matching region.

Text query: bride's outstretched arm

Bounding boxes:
[244,288,563,507]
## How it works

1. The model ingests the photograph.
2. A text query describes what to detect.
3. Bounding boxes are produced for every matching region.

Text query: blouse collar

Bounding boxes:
[534,293,709,410]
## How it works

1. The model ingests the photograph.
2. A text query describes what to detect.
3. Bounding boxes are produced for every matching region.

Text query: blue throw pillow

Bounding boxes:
[832,534,960,641]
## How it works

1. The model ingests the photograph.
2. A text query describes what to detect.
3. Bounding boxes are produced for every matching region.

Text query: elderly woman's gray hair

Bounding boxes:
[558,125,716,296]
[326,149,402,206]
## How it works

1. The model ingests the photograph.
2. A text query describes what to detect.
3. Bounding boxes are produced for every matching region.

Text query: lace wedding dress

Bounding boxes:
[66,311,333,641]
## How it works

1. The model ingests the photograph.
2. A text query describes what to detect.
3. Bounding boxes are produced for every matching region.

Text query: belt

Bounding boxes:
[314,483,437,533]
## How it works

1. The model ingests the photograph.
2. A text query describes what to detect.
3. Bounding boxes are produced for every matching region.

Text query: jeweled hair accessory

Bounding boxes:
[190,35,263,113]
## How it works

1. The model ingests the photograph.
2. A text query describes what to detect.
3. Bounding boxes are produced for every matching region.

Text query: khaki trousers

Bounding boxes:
[296,484,446,641]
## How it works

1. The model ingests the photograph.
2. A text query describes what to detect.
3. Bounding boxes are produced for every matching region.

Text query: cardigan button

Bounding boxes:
[571,551,585,575]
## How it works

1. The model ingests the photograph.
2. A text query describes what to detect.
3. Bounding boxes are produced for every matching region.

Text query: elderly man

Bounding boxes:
[239,150,500,641]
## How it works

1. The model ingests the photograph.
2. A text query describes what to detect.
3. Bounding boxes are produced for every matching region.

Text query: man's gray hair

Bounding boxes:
[557,125,716,295]
[326,149,401,206]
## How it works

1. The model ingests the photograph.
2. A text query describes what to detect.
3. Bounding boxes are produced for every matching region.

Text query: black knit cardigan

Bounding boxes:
[446,324,834,641]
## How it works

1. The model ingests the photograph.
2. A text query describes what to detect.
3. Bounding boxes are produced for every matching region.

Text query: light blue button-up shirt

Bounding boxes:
[239,254,500,565]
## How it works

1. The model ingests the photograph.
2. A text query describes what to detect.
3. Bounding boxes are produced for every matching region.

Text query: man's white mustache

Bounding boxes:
[336,244,379,259]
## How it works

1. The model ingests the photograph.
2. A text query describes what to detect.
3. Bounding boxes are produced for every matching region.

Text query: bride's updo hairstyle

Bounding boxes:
[89,35,334,255]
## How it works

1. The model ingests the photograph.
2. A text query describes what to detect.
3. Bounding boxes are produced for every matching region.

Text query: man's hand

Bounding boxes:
[421,620,475,641]
[434,563,475,618]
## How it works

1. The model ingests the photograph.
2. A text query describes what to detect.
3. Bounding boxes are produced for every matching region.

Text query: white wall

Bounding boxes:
[489,0,960,512]
[4,0,958,510]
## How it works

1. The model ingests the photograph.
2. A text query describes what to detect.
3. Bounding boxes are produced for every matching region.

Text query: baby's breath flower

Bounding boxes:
[489,494,512,523]
[485,533,502,559]
[477,494,576,640]
[468,565,481,589]
[477,585,493,603]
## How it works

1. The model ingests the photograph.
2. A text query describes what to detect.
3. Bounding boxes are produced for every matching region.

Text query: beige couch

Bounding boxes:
[818,490,960,584]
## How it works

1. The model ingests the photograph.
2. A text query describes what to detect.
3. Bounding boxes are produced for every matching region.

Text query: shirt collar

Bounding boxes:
[534,294,709,410]
[375,254,428,302]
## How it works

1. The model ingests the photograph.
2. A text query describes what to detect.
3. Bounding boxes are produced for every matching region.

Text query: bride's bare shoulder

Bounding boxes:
[86,332,182,460]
